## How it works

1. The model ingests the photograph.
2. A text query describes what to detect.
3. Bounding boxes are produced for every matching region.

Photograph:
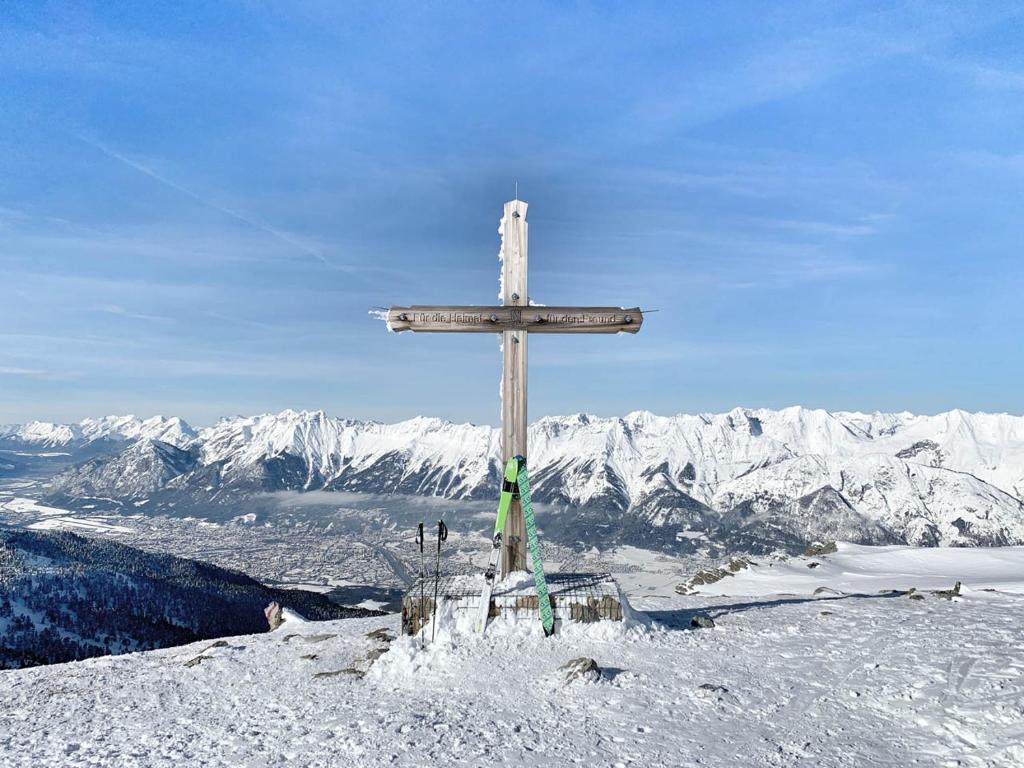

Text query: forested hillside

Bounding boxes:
[0,528,373,669]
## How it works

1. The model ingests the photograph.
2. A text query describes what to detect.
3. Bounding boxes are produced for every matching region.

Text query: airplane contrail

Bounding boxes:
[78,135,352,272]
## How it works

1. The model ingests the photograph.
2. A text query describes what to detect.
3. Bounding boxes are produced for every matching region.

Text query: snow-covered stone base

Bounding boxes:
[402,571,629,637]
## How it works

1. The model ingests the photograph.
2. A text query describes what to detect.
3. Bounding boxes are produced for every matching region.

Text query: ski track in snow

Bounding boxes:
[3,547,1024,767]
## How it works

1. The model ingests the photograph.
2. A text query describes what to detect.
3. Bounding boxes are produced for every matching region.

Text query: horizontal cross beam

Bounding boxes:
[387,306,642,334]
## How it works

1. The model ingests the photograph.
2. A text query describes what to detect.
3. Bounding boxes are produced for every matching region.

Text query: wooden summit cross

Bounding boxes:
[386,199,643,578]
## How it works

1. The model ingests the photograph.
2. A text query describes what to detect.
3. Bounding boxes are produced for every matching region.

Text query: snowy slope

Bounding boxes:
[41,406,1024,550]
[688,541,1024,596]
[80,415,196,448]
[196,409,498,496]
[3,545,1023,767]
[2,420,82,446]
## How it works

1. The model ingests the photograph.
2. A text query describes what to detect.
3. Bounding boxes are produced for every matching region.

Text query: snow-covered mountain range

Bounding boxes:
[9,407,1024,552]
[0,415,196,449]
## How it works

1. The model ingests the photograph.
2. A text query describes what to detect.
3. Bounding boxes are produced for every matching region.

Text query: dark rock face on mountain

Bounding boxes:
[0,529,376,670]
[50,439,201,500]
[715,486,897,555]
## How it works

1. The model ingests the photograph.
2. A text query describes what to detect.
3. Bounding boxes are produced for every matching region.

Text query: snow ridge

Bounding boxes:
[1,416,196,448]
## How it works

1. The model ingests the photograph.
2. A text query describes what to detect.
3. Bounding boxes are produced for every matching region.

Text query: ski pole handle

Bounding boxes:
[437,519,448,549]
[416,522,424,552]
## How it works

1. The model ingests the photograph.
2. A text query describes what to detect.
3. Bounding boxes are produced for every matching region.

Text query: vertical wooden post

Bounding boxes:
[501,199,528,577]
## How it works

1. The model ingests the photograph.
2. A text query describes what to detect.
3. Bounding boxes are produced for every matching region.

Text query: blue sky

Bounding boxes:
[1,2,1022,426]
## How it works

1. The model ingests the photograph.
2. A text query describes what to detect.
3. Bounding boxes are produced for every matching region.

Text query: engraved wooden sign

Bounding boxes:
[383,199,644,577]
[387,306,643,334]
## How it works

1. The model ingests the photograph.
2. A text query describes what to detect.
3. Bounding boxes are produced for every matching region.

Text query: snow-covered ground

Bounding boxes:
[686,542,1024,597]
[3,545,1023,767]
[0,495,132,535]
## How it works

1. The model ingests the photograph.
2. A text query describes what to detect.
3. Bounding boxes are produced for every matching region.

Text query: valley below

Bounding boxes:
[0,477,692,614]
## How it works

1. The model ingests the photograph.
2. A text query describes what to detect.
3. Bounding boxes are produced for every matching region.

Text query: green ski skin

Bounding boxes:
[494,457,518,535]
[476,457,520,633]
[515,456,555,636]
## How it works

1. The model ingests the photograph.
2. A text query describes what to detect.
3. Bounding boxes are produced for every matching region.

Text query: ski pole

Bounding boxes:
[432,518,448,642]
[416,522,425,649]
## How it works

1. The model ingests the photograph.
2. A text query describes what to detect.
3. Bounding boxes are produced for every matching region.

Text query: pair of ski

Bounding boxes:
[416,518,448,647]
[476,455,555,637]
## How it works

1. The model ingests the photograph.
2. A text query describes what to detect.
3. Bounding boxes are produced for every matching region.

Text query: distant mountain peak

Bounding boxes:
[1,415,196,449]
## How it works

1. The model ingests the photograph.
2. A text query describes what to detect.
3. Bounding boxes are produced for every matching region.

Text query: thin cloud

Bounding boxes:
[94,304,173,323]
[0,367,46,376]
[926,55,1024,91]
[737,216,878,238]
[531,339,779,369]
[0,206,30,224]
[621,5,1018,141]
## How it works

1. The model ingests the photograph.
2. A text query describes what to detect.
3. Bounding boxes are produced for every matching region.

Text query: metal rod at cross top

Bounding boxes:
[382,199,644,577]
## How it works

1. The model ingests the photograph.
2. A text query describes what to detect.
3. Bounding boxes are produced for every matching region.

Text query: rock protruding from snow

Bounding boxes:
[560,657,601,684]
[265,602,284,630]
[805,541,839,557]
